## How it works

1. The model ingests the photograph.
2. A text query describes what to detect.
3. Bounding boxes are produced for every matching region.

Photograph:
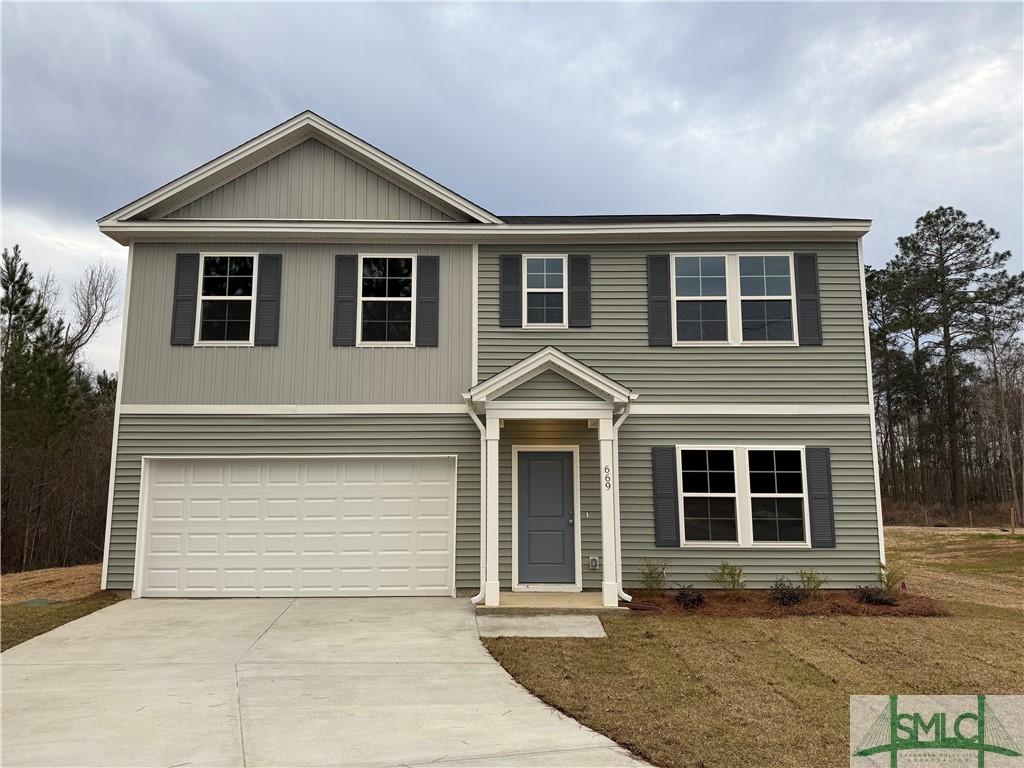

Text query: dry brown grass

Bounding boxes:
[483,527,1024,768]
[0,563,103,605]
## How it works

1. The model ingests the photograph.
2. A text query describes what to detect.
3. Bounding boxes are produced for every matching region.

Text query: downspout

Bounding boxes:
[464,396,486,604]
[612,398,634,602]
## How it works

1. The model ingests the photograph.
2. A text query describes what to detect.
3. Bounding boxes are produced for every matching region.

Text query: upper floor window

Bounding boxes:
[523,255,567,328]
[197,253,257,345]
[358,254,415,346]
[670,252,796,346]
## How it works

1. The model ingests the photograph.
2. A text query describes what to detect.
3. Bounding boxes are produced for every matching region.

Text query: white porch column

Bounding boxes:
[598,417,619,607]
[484,414,501,606]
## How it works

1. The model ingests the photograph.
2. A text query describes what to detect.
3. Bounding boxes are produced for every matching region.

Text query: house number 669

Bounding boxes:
[603,465,612,490]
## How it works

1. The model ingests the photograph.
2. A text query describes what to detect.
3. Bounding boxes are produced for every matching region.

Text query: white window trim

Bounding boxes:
[522,253,568,329]
[670,252,798,347]
[674,444,811,549]
[356,253,417,348]
[194,252,259,347]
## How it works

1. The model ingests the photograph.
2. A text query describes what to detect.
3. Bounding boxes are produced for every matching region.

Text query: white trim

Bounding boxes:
[471,244,479,386]
[483,403,615,421]
[858,237,886,565]
[98,219,872,247]
[674,444,812,550]
[466,346,632,403]
[670,252,798,347]
[118,404,469,415]
[194,252,259,347]
[522,254,568,329]
[630,403,871,415]
[132,452,459,599]
[99,111,501,226]
[355,253,417,348]
[101,242,133,590]
[511,445,583,592]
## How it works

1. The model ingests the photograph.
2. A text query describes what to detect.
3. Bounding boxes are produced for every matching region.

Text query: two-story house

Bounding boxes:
[97,111,883,607]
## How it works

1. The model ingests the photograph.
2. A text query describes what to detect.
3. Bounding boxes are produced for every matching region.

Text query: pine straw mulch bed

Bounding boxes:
[624,588,949,618]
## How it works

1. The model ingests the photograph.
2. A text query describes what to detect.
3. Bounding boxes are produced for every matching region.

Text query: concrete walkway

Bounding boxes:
[1,598,646,767]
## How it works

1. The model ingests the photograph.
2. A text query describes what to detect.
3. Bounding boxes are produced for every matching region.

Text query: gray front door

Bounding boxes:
[517,451,575,584]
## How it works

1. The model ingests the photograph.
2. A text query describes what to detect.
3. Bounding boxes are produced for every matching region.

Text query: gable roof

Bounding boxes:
[465,347,635,405]
[98,110,502,226]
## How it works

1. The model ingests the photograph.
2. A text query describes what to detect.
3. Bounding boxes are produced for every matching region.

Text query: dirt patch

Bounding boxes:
[0,563,103,605]
[625,588,948,618]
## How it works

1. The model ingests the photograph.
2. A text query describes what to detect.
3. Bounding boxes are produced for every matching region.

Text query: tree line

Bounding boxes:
[867,207,1024,527]
[1,246,119,572]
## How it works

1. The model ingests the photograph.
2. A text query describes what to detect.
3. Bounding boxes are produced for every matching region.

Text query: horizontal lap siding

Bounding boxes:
[479,243,869,403]
[123,243,472,405]
[495,370,604,401]
[618,414,881,588]
[498,421,602,589]
[106,414,481,591]
[165,139,455,221]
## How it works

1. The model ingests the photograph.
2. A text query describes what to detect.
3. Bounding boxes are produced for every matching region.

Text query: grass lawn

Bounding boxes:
[1,563,121,651]
[483,526,1024,768]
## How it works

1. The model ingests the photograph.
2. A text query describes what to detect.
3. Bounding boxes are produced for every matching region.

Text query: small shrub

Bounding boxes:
[878,561,907,596]
[796,569,829,599]
[675,585,704,609]
[854,586,898,606]
[768,577,806,606]
[708,561,745,591]
[639,558,668,591]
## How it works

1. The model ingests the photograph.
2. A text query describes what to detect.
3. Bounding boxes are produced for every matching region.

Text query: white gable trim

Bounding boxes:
[98,111,501,227]
[466,347,634,404]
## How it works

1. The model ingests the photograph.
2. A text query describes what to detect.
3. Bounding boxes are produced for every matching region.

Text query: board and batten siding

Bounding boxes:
[618,414,881,588]
[478,243,870,403]
[106,414,481,591]
[497,420,602,590]
[164,139,457,222]
[494,370,604,401]
[121,243,473,405]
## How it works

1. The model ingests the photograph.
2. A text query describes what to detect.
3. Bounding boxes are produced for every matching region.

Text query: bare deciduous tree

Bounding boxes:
[63,261,118,360]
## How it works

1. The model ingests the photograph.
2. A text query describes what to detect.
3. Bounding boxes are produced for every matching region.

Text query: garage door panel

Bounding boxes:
[139,457,455,597]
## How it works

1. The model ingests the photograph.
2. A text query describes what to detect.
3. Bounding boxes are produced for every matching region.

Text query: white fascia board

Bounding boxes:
[98,112,500,228]
[468,347,631,403]
[97,219,872,247]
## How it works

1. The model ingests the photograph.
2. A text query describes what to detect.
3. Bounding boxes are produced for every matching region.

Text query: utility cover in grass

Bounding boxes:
[17,598,62,606]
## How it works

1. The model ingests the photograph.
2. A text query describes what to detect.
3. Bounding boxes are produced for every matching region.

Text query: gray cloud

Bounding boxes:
[2,2,1021,369]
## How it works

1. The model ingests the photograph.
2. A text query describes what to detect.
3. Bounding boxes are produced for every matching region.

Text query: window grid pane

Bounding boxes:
[525,257,565,325]
[680,449,738,543]
[739,255,791,297]
[675,256,726,297]
[741,300,793,342]
[749,449,806,543]
[677,299,727,341]
[359,257,414,343]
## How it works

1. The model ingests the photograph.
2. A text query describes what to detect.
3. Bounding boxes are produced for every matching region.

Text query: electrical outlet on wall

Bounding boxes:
[589,556,600,570]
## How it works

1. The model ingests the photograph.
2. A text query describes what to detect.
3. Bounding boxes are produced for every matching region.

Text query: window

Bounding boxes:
[739,255,795,342]
[358,254,415,345]
[524,255,567,327]
[197,254,257,344]
[675,444,809,547]
[748,449,807,543]
[670,252,797,346]
[679,449,737,543]
[673,256,727,342]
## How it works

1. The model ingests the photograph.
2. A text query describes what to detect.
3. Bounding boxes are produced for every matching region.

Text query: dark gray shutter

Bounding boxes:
[499,254,522,327]
[646,254,671,346]
[253,254,282,346]
[568,254,591,328]
[806,446,836,548]
[794,253,823,345]
[416,255,439,347]
[170,253,199,345]
[651,446,680,547]
[333,255,358,346]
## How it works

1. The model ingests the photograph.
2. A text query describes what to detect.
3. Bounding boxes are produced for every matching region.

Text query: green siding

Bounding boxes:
[123,242,473,405]
[106,413,481,591]
[618,414,881,588]
[497,420,602,589]
[479,243,870,403]
[494,370,604,401]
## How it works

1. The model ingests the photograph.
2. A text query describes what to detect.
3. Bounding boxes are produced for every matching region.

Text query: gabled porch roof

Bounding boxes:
[464,347,636,408]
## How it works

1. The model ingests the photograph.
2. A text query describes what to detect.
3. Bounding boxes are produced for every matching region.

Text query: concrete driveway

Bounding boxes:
[1,598,645,767]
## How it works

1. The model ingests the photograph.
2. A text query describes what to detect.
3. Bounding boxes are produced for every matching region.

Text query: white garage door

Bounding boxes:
[137,456,456,597]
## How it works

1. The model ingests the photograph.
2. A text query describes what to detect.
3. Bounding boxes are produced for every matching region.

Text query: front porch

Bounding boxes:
[465,347,637,608]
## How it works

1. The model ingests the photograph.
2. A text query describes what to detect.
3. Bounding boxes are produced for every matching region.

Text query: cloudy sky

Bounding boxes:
[3,2,1021,372]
